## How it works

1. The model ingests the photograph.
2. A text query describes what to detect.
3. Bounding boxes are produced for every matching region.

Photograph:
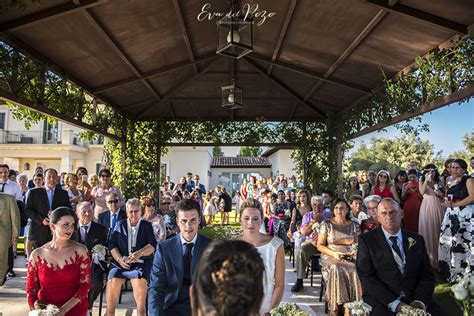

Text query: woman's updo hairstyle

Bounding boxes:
[50,207,77,225]
[239,198,263,219]
[191,239,264,316]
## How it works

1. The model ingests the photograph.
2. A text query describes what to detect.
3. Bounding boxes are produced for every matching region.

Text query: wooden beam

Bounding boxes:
[167,102,176,119]
[168,98,296,102]
[163,142,299,147]
[136,58,219,119]
[248,53,372,95]
[287,101,299,121]
[91,53,216,94]
[267,0,298,75]
[172,0,198,74]
[347,84,474,140]
[304,10,387,101]
[82,10,162,101]
[142,116,323,122]
[0,0,107,32]
[362,0,468,34]
[0,88,124,142]
[243,57,328,119]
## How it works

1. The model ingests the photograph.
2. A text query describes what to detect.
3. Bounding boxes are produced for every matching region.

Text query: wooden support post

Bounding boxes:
[302,122,308,189]
[120,138,126,193]
[336,141,344,198]
[156,122,162,201]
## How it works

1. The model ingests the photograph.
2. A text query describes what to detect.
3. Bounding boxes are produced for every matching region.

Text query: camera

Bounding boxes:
[342,254,353,261]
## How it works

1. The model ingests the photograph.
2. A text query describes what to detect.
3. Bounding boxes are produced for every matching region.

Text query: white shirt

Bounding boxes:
[0,179,22,201]
[180,233,198,255]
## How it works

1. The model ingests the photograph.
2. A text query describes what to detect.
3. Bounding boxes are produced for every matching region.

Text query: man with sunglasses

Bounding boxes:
[98,192,126,239]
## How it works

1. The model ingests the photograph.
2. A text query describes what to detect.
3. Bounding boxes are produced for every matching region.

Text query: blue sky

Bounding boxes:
[350,99,474,156]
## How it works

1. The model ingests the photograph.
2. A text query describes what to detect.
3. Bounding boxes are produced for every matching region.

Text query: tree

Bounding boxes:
[213,146,224,157]
[238,146,263,157]
[450,131,473,164]
[346,133,443,176]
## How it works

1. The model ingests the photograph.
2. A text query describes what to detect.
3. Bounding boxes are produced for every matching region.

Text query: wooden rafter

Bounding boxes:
[248,53,372,95]
[267,0,298,75]
[172,0,198,74]
[243,57,327,119]
[92,53,216,94]
[0,88,124,142]
[136,58,220,119]
[362,0,469,34]
[163,142,299,147]
[82,10,162,102]
[303,9,387,101]
[0,0,106,32]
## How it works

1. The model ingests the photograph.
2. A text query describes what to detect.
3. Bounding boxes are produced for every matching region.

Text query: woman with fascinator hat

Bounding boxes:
[370,170,400,203]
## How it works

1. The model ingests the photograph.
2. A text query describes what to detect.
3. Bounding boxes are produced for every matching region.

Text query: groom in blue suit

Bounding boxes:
[148,198,211,315]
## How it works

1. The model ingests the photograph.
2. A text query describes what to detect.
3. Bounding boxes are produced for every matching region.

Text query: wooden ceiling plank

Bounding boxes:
[267,0,298,75]
[167,102,176,119]
[82,10,162,101]
[243,57,327,119]
[0,0,107,32]
[92,53,215,94]
[304,9,387,101]
[136,58,219,120]
[362,0,468,34]
[172,0,198,74]
[287,101,299,121]
[248,53,372,95]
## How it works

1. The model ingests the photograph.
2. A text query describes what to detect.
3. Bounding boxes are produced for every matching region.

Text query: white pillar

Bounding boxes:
[60,156,73,173]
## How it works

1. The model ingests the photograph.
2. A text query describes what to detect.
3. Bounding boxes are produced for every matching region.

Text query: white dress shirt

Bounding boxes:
[0,179,22,201]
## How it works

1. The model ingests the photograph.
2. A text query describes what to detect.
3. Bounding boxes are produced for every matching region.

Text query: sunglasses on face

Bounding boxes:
[162,202,171,205]
[101,174,111,178]
[379,175,388,178]
[145,204,155,207]
[107,200,119,204]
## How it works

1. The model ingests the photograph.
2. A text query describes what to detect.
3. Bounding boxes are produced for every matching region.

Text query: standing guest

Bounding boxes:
[91,168,124,220]
[33,173,44,188]
[0,193,20,285]
[0,164,22,201]
[182,190,191,200]
[173,176,187,198]
[237,198,285,314]
[191,189,205,226]
[349,194,368,224]
[165,176,175,192]
[291,195,326,292]
[203,191,218,225]
[218,187,232,226]
[18,173,31,260]
[440,158,455,189]
[240,178,248,200]
[193,175,206,197]
[17,173,29,203]
[287,190,311,239]
[317,198,362,315]
[232,190,243,222]
[73,202,108,313]
[271,191,292,249]
[159,195,179,238]
[76,167,93,203]
[345,176,362,200]
[190,239,265,316]
[141,196,166,244]
[148,199,211,315]
[394,170,408,203]
[59,172,67,190]
[106,198,157,316]
[321,189,334,214]
[25,168,71,249]
[28,167,43,189]
[371,170,400,203]
[161,181,172,197]
[401,169,423,233]
[88,173,99,189]
[361,195,382,233]
[418,165,444,269]
[65,173,83,211]
[246,176,256,199]
[98,193,126,238]
[362,170,377,198]
[186,172,195,192]
[26,207,91,315]
[438,159,474,282]
[358,170,367,191]
[356,198,437,315]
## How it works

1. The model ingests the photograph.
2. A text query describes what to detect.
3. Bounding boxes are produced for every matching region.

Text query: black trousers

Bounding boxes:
[88,275,104,310]
[7,246,14,273]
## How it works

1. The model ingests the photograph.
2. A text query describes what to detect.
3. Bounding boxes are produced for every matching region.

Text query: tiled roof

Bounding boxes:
[211,157,271,168]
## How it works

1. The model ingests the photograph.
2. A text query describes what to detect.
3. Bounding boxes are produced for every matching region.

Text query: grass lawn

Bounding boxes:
[198,212,242,240]
[434,277,462,316]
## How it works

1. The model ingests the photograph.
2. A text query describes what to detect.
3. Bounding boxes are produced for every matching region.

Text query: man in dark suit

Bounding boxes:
[356,198,437,315]
[73,201,108,313]
[24,168,70,248]
[98,192,126,238]
[148,199,211,315]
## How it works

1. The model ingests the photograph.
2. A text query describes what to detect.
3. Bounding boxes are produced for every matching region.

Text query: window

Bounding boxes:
[160,163,167,181]
[0,113,5,129]
[95,163,102,174]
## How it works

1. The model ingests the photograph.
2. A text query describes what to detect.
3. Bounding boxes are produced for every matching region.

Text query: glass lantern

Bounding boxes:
[221,81,244,109]
[216,15,253,59]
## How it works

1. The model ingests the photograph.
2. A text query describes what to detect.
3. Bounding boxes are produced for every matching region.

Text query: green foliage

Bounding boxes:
[449,131,474,165]
[212,146,224,157]
[238,146,263,157]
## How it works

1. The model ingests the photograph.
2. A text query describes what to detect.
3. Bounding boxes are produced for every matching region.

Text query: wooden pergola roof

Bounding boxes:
[0,0,472,122]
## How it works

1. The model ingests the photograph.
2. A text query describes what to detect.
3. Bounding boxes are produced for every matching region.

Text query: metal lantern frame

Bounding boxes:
[221,79,244,109]
[216,15,253,59]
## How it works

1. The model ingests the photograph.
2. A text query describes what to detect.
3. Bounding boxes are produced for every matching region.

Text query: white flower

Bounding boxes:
[407,237,416,250]
[451,283,469,301]
[469,274,474,293]
[311,222,320,232]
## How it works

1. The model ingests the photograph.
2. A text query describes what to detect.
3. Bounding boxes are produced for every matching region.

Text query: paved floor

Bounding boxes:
[0,256,326,315]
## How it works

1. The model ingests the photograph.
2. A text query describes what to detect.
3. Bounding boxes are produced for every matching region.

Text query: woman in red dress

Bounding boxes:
[27,207,91,316]
[401,169,423,233]
[370,170,400,203]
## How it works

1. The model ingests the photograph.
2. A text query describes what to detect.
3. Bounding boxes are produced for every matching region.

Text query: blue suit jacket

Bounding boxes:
[98,209,126,237]
[147,233,211,315]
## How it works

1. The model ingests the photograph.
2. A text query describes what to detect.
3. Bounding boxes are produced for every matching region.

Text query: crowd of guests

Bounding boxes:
[0,156,472,315]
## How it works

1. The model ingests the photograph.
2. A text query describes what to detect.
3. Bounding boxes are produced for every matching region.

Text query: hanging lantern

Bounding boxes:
[221,79,243,109]
[216,15,253,59]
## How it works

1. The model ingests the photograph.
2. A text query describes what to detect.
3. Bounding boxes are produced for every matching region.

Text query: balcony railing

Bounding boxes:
[0,130,103,146]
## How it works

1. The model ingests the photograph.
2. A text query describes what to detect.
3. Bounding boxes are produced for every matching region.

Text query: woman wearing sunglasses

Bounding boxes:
[159,195,179,238]
[91,168,125,220]
[370,170,400,203]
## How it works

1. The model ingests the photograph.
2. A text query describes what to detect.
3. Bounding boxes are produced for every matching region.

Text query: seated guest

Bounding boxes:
[98,193,126,238]
[106,198,157,316]
[361,195,382,233]
[190,239,265,316]
[74,202,108,313]
[141,195,166,243]
[159,195,179,239]
[356,198,437,315]
[317,198,362,315]
[349,194,368,224]
[291,195,326,292]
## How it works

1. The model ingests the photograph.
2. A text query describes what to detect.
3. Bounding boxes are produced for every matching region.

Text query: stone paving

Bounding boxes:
[0,256,326,315]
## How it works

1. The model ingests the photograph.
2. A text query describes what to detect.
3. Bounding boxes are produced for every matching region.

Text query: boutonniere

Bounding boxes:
[407,237,416,250]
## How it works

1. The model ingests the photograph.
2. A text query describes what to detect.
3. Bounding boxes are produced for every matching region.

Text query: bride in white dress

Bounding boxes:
[236,198,285,315]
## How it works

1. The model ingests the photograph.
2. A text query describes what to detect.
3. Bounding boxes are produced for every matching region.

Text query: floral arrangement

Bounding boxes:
[311,222,320,232]
[28,301,59,316]
[343,300,372,315]
[91,244,108,270]
[396,305,430,315]
[451,273,474,316]
[270,303,311,316]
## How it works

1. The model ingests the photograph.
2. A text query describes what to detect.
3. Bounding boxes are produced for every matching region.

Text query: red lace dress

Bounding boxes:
[26,251,91,315]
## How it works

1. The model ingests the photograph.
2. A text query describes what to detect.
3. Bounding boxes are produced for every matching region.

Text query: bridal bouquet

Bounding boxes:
[451,273,474,316]
[92,244,108,270]
[29,301,59,316]
[343,300,372,315]
[396,305,431,315]
[311,222,320,232]
[270,303,311,315]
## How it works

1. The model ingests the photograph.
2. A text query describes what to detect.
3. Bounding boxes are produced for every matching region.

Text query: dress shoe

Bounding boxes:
[291,279,304,292]
[7,271,16,278]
